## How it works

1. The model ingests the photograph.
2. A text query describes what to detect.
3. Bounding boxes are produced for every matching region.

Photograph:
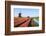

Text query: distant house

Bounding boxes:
[27,16,30,18]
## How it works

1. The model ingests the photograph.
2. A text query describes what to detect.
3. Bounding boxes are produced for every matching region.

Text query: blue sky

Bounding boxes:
[14,8,39,17]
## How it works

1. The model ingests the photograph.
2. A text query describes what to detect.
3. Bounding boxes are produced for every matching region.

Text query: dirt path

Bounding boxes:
[14,18,30,27]
[19,19,30,27]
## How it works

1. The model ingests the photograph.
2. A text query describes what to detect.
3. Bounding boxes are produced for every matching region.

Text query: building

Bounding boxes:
[19,13,21,17]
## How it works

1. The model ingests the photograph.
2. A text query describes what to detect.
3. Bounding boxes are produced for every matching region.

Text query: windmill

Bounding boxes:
[18,9,22,17]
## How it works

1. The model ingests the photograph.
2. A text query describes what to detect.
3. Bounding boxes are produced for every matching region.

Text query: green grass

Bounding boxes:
[33,17,39,21]
[29,17,39,27]
[33,17,39,26]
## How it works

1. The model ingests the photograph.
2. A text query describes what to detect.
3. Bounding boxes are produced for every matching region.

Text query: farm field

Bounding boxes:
[14,17,39,27]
